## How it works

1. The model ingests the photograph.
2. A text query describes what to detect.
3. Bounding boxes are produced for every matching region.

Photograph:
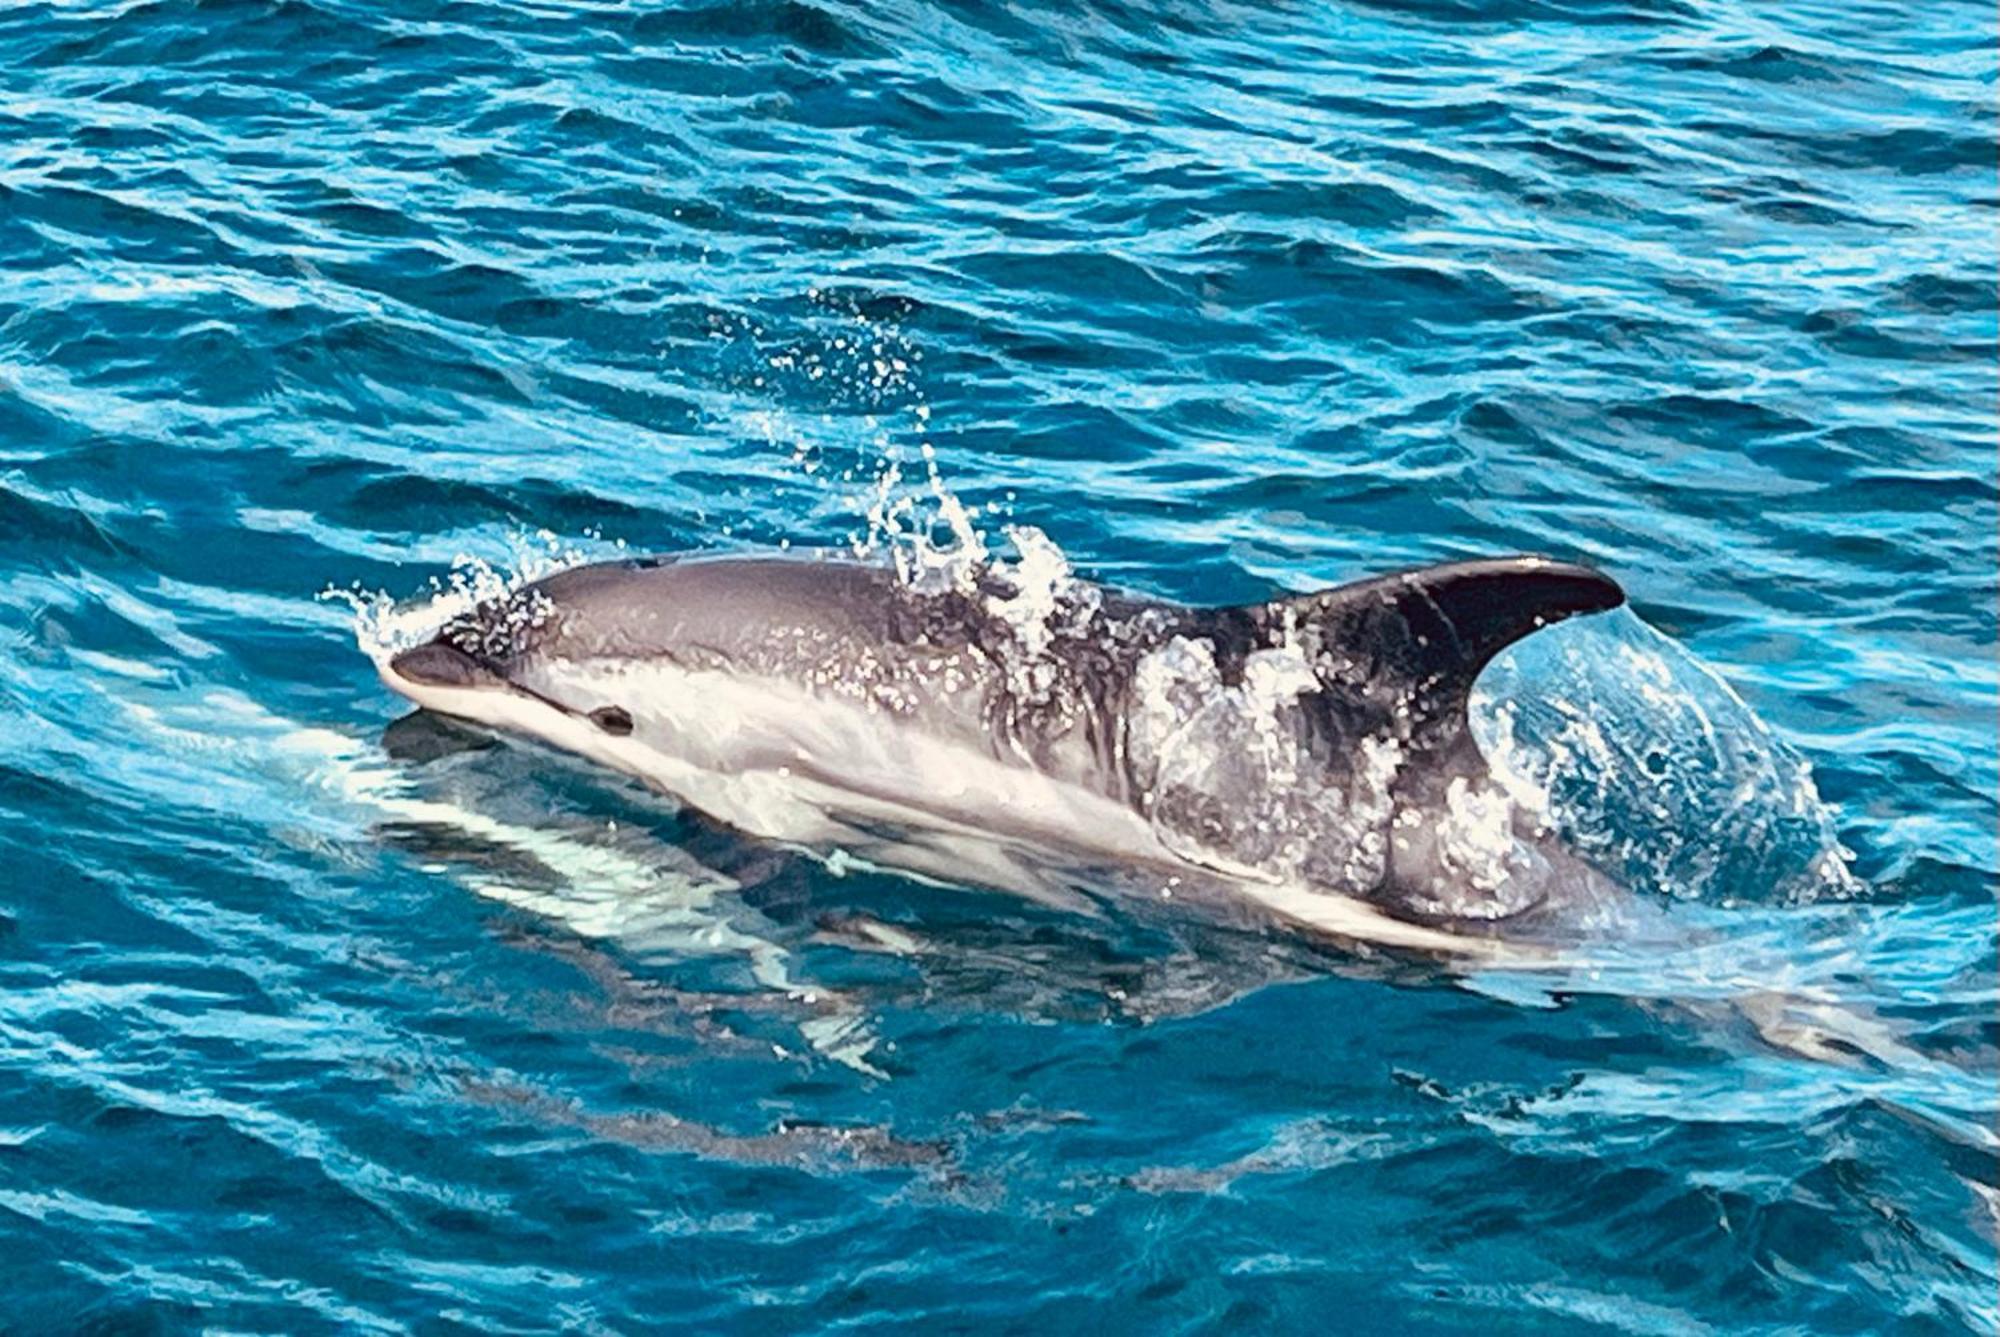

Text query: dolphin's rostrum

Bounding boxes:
[381,551,1624,949]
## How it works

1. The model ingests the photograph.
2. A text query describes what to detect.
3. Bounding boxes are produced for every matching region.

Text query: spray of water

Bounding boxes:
[1472,610,1858,908]
[324,528,622,668]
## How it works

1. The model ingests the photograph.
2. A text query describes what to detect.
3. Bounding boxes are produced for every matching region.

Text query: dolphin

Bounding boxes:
[376,550,1626,956]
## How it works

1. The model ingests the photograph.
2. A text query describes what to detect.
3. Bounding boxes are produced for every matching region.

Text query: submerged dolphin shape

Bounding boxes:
[378,551,1625,953]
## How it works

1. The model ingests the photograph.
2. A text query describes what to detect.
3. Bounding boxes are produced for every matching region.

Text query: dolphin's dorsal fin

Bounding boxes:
[1262,557,1625,772]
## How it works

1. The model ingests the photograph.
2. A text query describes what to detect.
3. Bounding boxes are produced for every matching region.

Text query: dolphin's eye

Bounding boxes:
[588,705,634,736]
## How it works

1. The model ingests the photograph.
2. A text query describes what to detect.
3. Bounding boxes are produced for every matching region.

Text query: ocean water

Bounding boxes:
[0,0,1994,1330]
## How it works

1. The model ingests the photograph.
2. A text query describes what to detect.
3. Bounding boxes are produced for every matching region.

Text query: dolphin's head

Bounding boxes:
[379,553,907,770]
[384,630,640,740]
[380,564,654,744]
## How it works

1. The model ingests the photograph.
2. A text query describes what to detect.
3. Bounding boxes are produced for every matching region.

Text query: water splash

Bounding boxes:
[1128,633,1402,896]
[325,528,616,665]
[745,288,1102,704]
[1473,609,1859,908]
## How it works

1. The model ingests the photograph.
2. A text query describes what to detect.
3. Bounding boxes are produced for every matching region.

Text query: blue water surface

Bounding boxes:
[0,0,1995,1331]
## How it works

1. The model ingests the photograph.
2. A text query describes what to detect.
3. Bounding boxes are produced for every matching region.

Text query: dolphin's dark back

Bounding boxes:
[1263,558,1624,703]
[1247,558,1625,794]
